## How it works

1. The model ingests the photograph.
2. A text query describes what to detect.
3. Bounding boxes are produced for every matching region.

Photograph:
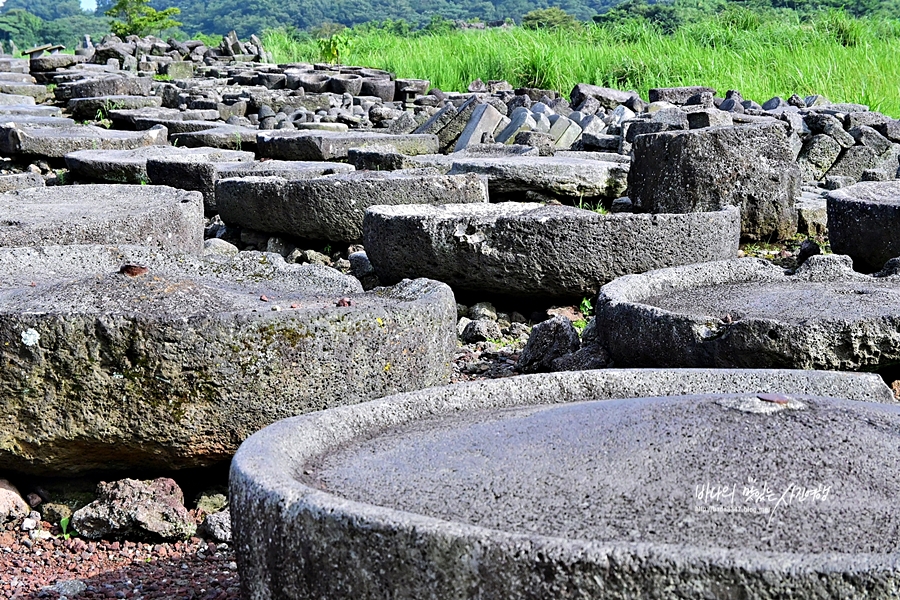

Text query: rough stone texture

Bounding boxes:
[67,95,162,121]
[826,145,882,181]
[257,130,439,161]
[448,156,628,201]
[149,158,353,214]
[363,203,740,299]
[797,134,842,181]
[0,184,203,253]
[71,478,195,542]
[66,146,252,185]
[217,170,489,243]
[0,123,167,158]
[796,190,828,237]
[0,172,43,192]
[628,123,801,241]
[0,245,456,473]
[649,86,716,104]
[0,116,75,129]
[826,180,900,272]
[570,83,639,109]
[170,125,259,151]
[54,76,152,101]
[516,315,580,373]
[0,478,28,524]
[198,510,232,543]
[460,318,502,343]
[596,254,900,370]
[231,368,894,600]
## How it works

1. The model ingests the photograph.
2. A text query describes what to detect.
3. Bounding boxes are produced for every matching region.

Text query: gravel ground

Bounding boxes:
[0,526,239,599]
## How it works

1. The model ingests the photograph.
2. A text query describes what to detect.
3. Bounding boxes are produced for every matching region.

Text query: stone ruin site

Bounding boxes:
[0,28,899,600]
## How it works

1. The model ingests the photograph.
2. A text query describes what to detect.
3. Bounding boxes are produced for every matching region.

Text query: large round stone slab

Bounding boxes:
[363,202,740,300]
[827,180,900,272]
[65,146,254,184]
[231,369,895,599]
[216,170,489,243]
[0,123,167,158]
[0,245,456,474]
[0,184,203,252]
[595,254,900,370]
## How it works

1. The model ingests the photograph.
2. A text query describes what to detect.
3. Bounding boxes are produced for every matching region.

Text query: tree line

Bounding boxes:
[1,0,898,51]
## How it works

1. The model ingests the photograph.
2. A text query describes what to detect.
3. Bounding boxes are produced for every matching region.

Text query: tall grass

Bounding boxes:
[263,13,900,116]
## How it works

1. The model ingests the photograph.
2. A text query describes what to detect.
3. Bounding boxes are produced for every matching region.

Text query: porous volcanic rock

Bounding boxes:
[0,184,203,252]
[231,368,895,600]
[0,245,456,474]
[363,202,739,299]
[826,180,900,272]
[595,254,900,370]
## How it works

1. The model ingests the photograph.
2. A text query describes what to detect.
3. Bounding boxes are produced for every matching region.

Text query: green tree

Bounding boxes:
[105,0,181,37]
[0,9,43,48]
[522,7,580,29]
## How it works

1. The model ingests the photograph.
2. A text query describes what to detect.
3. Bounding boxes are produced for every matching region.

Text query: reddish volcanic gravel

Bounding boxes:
[0,527,239,599]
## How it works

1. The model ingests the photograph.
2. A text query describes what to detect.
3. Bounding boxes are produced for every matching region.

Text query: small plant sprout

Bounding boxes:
[58,516,78,540]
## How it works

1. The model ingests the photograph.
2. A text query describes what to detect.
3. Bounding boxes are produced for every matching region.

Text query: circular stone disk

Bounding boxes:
[0,245,455,474]
[596,255,900,370]
[0,184,203,252]
[312,394,899,555]
[643,280,900,321]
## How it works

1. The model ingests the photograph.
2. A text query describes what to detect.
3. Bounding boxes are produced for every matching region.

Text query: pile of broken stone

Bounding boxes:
[0,30,899,582]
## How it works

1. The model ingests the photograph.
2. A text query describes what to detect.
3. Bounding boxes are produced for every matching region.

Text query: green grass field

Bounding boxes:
[263,12,900,117]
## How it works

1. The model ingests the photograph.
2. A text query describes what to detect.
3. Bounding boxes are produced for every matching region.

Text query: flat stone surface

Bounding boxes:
[0,116,75,128]
[448,156,628,201]
[170,125,259,151]
[109,107,220,128]
[0,105,60,117]
[0,123,168,158]
[54,76,151,101]
[363,202,740,299]
[315,394,899,553]
[257,130,439,161]
[215,160,355,180]
[148,158,351,215]
[596,254,900,370]
[231,369,895,600]
[67,95,162,120]
[0,245,456,474]
[67,146,253,185]
[217,170,488,243]
[0,94,36,106]
[826,180,900,272]
[0,184,203,252]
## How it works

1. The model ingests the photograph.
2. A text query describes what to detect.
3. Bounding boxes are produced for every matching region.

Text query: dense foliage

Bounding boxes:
[263,11,900,117]
[149,0,900,36]
[105,0,182,37]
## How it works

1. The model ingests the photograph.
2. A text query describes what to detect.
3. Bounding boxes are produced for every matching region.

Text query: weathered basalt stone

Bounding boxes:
[72,478,195,542]
[628,123,800,240]
[0,184,202,252]
[448,156,628,201]
[218,170,488,243]
[0,245,456,474]
[826,180,900,272]
[257,130,439,161]
[66,146,252,185]
[231,368,894,600]
[0,123,167,158]
[363,202,739,299]
[595,254,900,370]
